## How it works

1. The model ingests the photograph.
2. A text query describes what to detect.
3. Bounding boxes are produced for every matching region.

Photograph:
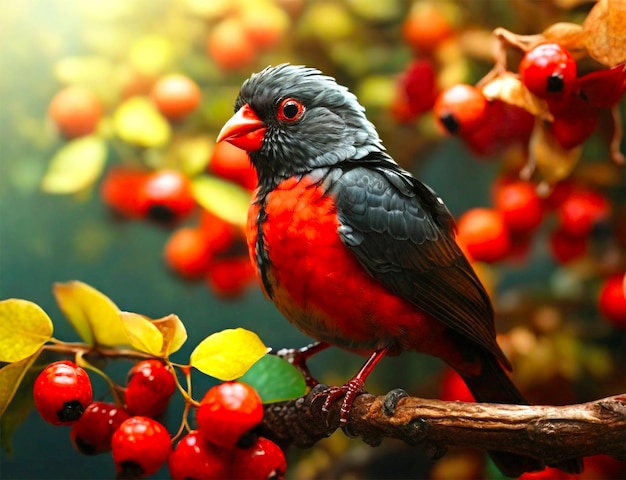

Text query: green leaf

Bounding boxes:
[191,175,251,228]
[0,300,53,363]
[0,349,42,418]
[190,328,269,381]
[113,96,171,148]
[41,135,107,194]
[119,312,164,356]
[53,281,129,347]
[239,354,307,403]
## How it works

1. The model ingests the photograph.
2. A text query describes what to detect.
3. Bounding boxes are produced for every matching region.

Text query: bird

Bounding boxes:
[216,64,582,477]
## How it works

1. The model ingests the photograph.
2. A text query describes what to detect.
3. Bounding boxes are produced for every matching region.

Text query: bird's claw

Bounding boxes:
[317,378,365,424]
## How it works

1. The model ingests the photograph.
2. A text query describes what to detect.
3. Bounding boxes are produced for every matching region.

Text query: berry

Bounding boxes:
[168,431,231,480]
[125,360,176,418]
[100,166,150,219]
[456,208,512,263]
[164,227,214,279]
[556,187,611,238]
[518,466,577,480]
[519,43,577,99]
[111,416,171,478]
[209,140,258,190]
[196,381,263,449]
[206,18,256,71]
[398,59,438,117]
[231,436,287,480]
[434,84,488,135]
[199,211,237,255]
[33,361,93,426]
[402,2,454,54]
[70,402,130,455]
[49,86,102,138]
[548,228,588,264]
[138,170,197,224]
[151,74,201,120]
[492,179,544,235]
[206,256,256,299]
[598,274,626,329]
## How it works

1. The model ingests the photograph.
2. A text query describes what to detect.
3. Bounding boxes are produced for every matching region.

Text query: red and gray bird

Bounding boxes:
[216,64,581,477]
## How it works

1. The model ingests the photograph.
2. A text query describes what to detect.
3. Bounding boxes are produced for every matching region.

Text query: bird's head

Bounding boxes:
[217,64,385,186]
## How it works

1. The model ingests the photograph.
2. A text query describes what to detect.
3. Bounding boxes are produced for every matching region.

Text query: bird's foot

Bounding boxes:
[274,342,329,388]
[319,378,366,424]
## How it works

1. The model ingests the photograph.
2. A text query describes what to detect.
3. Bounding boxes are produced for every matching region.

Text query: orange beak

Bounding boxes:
[216,104,267,152]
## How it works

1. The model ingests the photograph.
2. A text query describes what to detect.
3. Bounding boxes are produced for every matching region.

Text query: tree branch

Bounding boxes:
[260,386,626,468]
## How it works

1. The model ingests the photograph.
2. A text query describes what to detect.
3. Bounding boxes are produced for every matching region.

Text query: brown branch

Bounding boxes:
[260,387,626,468]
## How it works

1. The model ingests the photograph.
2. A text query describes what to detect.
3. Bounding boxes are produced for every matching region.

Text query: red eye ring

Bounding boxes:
[277,98,305,122]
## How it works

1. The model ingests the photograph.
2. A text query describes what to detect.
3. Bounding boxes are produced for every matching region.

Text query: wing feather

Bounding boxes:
[329,161,511,369]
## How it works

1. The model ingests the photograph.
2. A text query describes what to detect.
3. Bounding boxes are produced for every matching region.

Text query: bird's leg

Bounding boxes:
[321,347,389,424]
[274,341,330,387]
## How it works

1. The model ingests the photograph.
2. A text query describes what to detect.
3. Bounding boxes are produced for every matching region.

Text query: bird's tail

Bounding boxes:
[460,354,583,477]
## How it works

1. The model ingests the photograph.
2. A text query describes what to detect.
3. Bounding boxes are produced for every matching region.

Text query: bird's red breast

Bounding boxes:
[246,173,467,363]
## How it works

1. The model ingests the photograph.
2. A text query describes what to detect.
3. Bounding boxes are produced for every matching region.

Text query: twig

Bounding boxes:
[260,387,626,468]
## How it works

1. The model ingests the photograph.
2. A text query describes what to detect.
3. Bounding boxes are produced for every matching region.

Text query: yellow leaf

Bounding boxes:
[53,281,129,347]
[119,312,164,356]
[0,349,42,417]
[190,328,269,381]
[0,301,52,363]
[166,135,213,177]
[41,136,107,194]
[191,175,251,228]
[530,121,582,183]
[113,97,171,148]
[151,314,187,356]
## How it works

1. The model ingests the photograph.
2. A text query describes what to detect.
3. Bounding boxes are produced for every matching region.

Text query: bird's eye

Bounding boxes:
[277,98,305,122]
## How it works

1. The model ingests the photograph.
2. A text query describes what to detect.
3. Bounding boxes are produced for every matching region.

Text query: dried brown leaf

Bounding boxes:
[583,0,626,66]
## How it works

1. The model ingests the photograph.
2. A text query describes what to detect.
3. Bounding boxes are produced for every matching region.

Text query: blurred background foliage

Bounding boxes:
[0,0,624,479]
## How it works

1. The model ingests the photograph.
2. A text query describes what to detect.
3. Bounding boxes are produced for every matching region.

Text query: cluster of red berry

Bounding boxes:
[32,359,285,479]
[434,42,625,155]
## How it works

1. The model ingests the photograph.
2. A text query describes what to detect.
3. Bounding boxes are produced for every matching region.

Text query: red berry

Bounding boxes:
[164,227,214,279]
[434,84,488,135]
[206,256,256,299]
[519,43,577,99]
[100,166,150,219]
[399,59,438,117]
[49,86,102,138]
[125,360,176,418]
[230,436,287,480]
[111,416,171,478]
[548,228,588,264]
[456,208,512,263]
[518,466,577,480]
[70,402,130,455]
[151,74,201,120]
[402,2,454,54]
[196,381,263,449]
[492,179,544,234]
[557,187,611,238]
[33,361,93,426]
[168,431,231,480]
[138,170,197,224]
[439,369,475,403]
[209,141,258,190]
[598,274,626,329]
[199,211,237,255]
